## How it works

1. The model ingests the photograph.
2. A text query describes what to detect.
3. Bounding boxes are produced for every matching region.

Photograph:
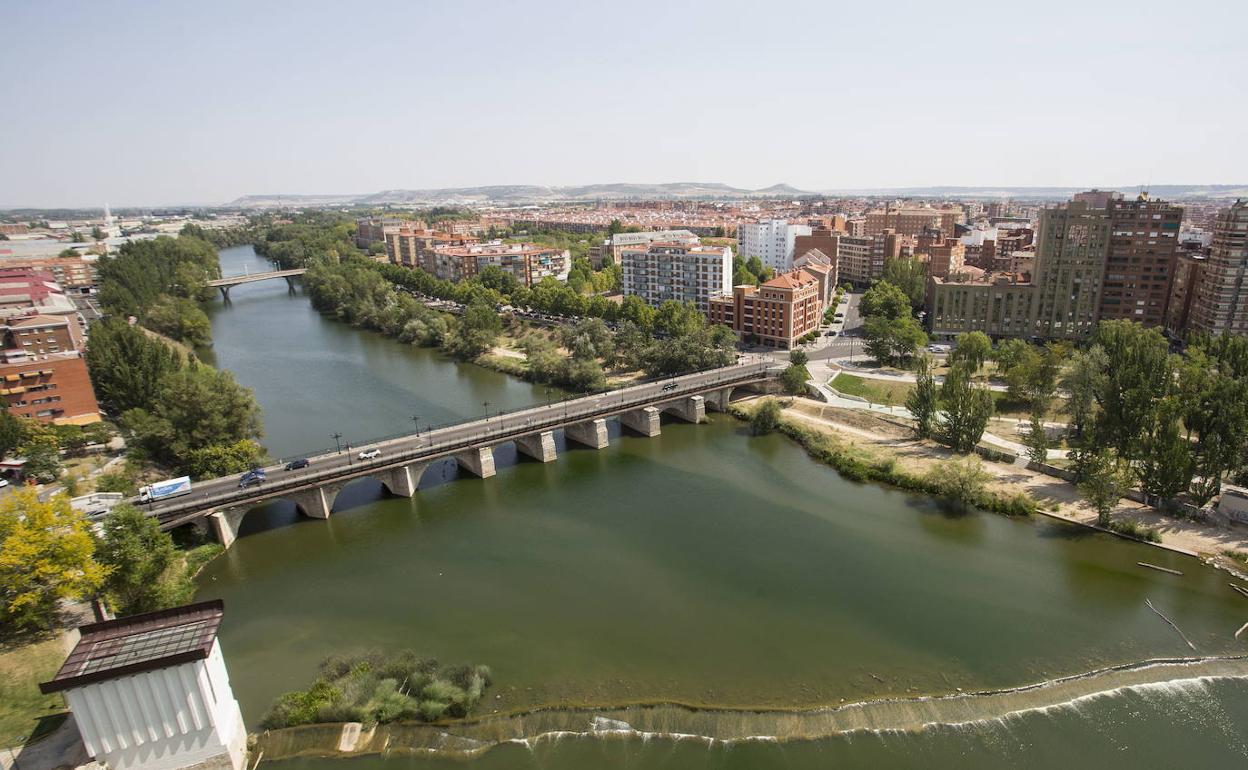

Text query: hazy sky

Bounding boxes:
[2,0,1245,207]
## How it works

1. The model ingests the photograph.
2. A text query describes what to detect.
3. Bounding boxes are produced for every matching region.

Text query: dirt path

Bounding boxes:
[775,398,1248,561]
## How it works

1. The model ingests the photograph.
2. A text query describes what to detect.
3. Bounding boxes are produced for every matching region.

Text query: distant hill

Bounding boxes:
[227,182,814,208]
[224,182,1248,209]
[817,185,1248,200]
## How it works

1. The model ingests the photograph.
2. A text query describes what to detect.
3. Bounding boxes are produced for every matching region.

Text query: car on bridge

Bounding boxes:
[661,381,678,392]
[358,448,381,460]
[238,469,266,488]
[284,458,310,470]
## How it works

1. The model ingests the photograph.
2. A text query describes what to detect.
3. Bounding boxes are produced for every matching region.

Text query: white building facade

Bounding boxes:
[621,243,732,311]
[41,601,246,770]
[737,219,812,272]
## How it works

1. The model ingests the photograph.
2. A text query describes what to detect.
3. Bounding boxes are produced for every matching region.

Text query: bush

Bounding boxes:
[750,399,783,435]
[1104,519,1162,543]
[260,650,492,728]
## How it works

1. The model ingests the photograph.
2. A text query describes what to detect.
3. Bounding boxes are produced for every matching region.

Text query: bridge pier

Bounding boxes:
[379,462,428,497]
[218,285,232,302]
[207,508,247,549]
[663,395,706,424]
[620,407,661,437]
[515,431,558,462]
[565,418,609,449]
[456,447,496,478]
[702,387,734,412]
[289,485,341,519]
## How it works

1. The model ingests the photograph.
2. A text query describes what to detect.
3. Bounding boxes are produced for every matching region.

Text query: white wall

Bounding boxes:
[738,220,812,272]
[63,641,245,770]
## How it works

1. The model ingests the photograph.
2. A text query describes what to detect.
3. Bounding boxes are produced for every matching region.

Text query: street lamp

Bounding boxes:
[482,401,490,420]
[411,415,420,435]
[332,432,343,453]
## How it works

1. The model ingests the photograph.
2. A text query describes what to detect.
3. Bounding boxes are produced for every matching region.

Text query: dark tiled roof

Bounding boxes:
[40,600,224,694]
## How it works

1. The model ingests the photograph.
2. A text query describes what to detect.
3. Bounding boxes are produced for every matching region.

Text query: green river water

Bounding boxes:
[195,247,1248,768]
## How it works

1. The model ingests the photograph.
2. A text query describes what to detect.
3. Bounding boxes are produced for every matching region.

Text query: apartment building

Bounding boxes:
[793,228,841,273]
[621,243,732,311]
[1189,200,1248,337]
[865,206,963,237]
[1166,251,1207,336]
[737,219,812,272]
[707,269,822,349]
[836,230,904,284]
[1097,195,1182,327]
[0,257,98,294]
[915,230,965,279]
[608,230,699,260]
[926,274,1035,341]
[384,226,479,271]
[432,243,571,287]
[355,217,404,248]
[1029,199,1114,340]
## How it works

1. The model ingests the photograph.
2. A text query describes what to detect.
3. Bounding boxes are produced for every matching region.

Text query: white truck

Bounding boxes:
[138,476,193,503]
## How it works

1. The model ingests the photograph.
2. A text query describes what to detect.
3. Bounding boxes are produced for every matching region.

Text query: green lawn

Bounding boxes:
[0,635,68,746]
[831,373,914,406]
[989,391,1071,422]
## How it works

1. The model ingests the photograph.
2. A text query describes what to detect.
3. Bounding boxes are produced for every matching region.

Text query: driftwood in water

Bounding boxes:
[1146,599,1196,650]
[1229,583,1248,599]
[1236,622,1248,640]
[1137,562,1183,576]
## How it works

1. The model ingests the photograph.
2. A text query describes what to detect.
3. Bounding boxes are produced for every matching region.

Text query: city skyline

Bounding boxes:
[3,0,1246,207]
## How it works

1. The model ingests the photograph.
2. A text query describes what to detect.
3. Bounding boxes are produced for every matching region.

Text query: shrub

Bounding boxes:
[750,400,783,435]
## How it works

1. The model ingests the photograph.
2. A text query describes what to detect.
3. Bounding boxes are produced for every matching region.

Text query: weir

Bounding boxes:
[252,657,1248,761]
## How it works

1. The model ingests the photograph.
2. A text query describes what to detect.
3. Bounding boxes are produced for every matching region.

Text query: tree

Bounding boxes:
[1078,449,1133,526]
[0,408,23,460]
[1061,345,1107,437]
[654,300,704,338]
[1135,400,1193,502]
[85,318,183,414]
[1004,342,1067,416]
[122,363,263,470]
[185,439,267,478]
[1089,320,1171,461]
[750,399,783,435]
[91,226,106,241]
[950,331,991,374]
[789,348,809,367]
[1024,414,1050,465]
[924,455,991,506]
[781,362,809,394]
[859,281,911,321]
[97,504,191,615]
[863,315,926,366]
[0,489,106,631]
[880,256,927,311]
[145,295,212,347]
[939,361,994,452]
[992,338,1030,374]
[18,421,63,482]
[444,301,501,360]
[907,353,939,438]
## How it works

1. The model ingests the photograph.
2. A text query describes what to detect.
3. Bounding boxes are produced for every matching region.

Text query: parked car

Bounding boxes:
[358,448,381,460]
[284,458,310,471]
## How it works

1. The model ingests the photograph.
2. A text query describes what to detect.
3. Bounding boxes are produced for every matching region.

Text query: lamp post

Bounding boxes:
[410,415,420,435]
[332,432,343,453]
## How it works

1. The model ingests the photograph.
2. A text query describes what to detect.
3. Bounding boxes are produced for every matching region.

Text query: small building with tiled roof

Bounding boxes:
[41,600,246,770]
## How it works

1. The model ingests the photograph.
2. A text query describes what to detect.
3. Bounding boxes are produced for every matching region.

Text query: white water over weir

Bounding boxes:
[255,656,1248,760]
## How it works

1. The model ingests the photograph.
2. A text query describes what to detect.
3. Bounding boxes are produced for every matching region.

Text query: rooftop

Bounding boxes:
[40,600,225,694]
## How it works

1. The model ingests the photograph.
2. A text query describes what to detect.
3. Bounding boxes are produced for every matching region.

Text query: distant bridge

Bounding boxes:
[143,360,779,546]
[208,268,307,300]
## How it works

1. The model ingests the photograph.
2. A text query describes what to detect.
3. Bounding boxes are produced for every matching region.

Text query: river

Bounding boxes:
[195,246,1248,768]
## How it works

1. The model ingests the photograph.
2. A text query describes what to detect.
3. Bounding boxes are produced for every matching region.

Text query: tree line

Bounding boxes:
[97,234,221,347]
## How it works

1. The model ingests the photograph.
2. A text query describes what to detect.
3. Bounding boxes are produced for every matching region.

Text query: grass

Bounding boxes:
[1104,518,1162,543]
[1222,549,1248,566]
[988,391,1071,422]
[830,373,913,406]
[0,635,68,746]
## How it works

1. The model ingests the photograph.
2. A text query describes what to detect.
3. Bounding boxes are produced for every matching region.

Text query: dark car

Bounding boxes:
[661,381,678,392]
[238,471,265,489]
[284,458,310,471]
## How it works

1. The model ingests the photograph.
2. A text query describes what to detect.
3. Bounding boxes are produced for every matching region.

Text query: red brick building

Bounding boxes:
[707,269,823,349]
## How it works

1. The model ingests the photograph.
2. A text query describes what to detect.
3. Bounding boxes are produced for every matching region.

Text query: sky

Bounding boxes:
[2,0,1246,207]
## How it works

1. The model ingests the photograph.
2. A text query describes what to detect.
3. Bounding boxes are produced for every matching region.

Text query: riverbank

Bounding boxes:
[741,396,1248,570]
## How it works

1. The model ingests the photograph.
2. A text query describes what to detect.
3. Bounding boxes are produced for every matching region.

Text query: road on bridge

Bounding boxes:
[146,358,773,528]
